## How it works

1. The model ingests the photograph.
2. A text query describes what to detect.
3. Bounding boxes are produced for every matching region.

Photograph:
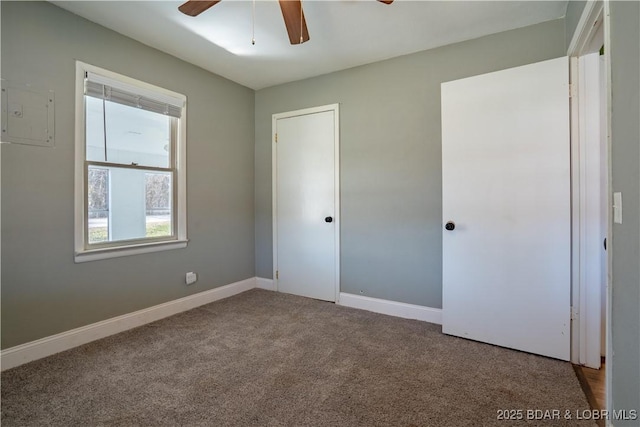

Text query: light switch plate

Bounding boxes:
[613,192,622,224]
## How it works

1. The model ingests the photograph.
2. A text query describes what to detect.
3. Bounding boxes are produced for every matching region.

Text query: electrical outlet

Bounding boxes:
[185,272,197,285]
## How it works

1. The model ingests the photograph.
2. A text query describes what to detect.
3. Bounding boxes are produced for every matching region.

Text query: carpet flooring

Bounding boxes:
[2,289,594,426]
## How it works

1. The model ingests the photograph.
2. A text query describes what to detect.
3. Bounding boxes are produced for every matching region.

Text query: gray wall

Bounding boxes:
[255,19,566,308]
[608,2,640,423]
[2,0,639,419]
[1,1,255,349]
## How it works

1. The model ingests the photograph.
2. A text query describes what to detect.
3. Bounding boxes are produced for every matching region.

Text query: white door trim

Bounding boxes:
[567,0,612,413]
[567,0,607,364]
[574,51,604,369]
[272,104,341,303]
[567,1,605,57]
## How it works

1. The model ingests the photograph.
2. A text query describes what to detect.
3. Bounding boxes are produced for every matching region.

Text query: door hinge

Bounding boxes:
[570,306,578,320]
[276,270,279,280]
[569,83,576,99]
[275,133,278,143]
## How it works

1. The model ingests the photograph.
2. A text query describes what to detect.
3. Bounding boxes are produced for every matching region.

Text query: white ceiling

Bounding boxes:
[51,1,569,90]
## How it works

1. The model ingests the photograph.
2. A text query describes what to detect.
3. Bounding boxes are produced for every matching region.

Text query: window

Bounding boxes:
[75,62,187,262]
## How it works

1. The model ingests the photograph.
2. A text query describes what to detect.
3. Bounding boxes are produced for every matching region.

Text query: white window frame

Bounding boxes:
[74,62,188,263]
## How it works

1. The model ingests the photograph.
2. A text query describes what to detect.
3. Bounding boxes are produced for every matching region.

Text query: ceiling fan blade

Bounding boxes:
[278,0,310,45]
[178,0,221,17]
[377,0,394,4]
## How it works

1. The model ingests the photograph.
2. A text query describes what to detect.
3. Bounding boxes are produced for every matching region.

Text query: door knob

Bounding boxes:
[325,216,333,223]
[445,221,455,231]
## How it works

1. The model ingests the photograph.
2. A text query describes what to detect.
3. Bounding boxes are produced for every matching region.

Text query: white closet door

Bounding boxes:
[274,106,339,302]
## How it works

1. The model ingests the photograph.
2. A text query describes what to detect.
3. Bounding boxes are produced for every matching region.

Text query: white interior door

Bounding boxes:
[441,57,571,361]
[273,105,339,302]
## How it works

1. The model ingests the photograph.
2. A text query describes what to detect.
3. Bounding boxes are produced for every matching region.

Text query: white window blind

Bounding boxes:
[84,71,183,118]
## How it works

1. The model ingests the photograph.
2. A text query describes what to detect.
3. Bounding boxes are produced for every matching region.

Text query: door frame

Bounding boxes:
[567,0,611,411]
[272,103,341,302]
[571,51,605,369]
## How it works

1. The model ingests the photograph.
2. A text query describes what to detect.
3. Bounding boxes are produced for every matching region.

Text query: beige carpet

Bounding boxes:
[2,289,594,426]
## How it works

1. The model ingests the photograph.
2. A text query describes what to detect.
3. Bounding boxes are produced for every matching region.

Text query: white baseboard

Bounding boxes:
[2,281,441,371]
[1,277,258,371]
[256,277,275,291]
[338,292,442,325]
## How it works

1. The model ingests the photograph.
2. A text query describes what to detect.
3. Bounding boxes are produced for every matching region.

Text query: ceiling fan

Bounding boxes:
[178,0,394,45]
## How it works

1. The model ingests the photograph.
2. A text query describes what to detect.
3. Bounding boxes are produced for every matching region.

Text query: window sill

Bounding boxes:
[74,239,188,263]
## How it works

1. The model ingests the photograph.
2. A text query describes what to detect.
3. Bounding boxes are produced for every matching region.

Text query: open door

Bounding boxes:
[441,57,571,360]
